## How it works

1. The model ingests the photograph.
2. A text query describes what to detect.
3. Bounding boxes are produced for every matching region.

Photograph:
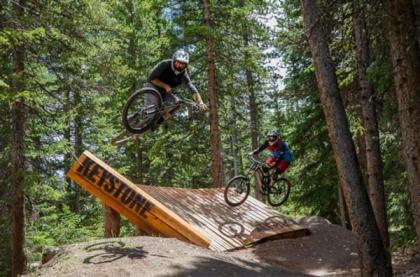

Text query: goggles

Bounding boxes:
[174,61,187,71]
[268,135,278,142]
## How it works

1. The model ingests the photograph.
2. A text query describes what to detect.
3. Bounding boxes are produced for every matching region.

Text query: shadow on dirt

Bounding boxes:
[251,221,359,276]
[156,256,310,277]
[83,241,148,264]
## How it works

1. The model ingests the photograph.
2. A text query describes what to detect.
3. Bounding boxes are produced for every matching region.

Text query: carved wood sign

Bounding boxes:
[67,151,210,248]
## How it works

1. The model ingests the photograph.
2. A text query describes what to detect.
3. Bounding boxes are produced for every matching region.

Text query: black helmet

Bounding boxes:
[172,49,189,73]
[267,130,280,142]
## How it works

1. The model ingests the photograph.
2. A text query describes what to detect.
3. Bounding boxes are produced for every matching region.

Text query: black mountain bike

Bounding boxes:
[224,155,291,207]
[111,87,199,146]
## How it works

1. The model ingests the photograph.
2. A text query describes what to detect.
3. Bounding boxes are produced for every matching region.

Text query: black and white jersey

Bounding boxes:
[147,59,198,94]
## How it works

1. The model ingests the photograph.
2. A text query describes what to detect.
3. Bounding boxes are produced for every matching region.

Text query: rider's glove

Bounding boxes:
[165,86,172,93]
[198,102,207,112]
[249,150,258,156]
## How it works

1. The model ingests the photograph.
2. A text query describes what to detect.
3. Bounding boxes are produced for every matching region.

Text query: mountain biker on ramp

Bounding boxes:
[250,130,293,183]
[146,49,207,130]
[224,131,293,207]
[111,49,207,146]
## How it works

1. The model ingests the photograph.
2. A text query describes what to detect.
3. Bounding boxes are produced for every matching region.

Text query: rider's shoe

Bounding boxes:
[150,117,164,132]
[272,171,280,181]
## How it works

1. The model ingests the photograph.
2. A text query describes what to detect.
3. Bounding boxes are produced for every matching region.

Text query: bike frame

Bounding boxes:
[154,95,199,118]
[224,155,291,207]
[141,87,199,115]
[247,155,275,190]
[113,91,199,146]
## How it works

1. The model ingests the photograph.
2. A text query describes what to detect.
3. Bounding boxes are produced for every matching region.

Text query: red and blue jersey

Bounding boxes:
[255,140,293,164]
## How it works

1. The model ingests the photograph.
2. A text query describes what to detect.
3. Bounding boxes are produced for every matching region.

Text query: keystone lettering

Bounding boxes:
[76,157,152,218]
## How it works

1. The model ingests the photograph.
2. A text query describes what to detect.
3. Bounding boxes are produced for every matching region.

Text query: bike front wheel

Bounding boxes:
[122,88,161,134]
[224,176,251,207]
[267,177,291,207]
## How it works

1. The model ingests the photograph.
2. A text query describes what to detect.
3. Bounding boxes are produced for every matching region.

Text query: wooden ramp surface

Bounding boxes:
[138,185,309,251]
[67,151,309,252]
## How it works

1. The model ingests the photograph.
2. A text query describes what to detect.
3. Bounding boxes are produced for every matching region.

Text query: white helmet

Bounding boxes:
[267,130,280,143]
[172,49,189,74]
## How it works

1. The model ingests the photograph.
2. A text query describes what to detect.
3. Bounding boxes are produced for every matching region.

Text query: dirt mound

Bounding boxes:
[247,216,359,276]
[26,218,362,277]
[24,216,420,276]
[27,237,307,277]
[26,217,420,277]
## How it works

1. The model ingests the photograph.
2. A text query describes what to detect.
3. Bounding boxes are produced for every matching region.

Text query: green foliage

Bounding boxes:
[0,0,416,272]
[26,206,103,263]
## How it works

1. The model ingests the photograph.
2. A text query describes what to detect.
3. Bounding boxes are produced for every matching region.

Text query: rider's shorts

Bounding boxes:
[266,157,289,174]
[145,82,178,106]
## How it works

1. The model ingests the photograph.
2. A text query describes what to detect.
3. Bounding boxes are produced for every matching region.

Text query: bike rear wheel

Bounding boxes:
[122,88,161,134]
[224,176,251,207]
[267,177,291,207]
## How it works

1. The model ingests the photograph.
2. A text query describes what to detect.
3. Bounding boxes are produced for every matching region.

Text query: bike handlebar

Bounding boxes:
[248,154,267,169]
[177,97,198,108]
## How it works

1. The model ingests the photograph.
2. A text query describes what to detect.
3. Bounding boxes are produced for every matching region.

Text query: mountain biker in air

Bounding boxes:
[145,49,207,129]
[250,130,293,186]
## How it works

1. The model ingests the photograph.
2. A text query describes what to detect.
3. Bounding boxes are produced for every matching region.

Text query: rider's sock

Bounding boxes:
[273,170,281,180]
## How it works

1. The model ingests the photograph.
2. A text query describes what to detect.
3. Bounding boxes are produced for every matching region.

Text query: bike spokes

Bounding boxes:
[123,89,161,134]
[224,176,250,207]
[267,178,291,207]
[126,101,156,128]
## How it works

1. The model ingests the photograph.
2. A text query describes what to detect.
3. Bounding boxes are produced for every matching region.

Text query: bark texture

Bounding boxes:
[11,1,27,275]
[203,0,223,187]
[301,0,392,275]
[352,0,389,248]
[386,0,420,250]
[103,205,121,238]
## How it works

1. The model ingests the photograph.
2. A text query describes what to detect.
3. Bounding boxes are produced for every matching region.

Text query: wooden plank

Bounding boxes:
[66,151,210,248]
[138,185,310,251]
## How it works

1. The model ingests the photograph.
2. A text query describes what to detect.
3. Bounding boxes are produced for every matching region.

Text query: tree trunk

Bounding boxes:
[136,144,144,184]
[103,205,121,238]
[243,26,262,201]
[135,226,146,236]
[352,0,389,248]
[203,0,223,187]
[230,96,239,177]
[338,185,352,230]
[386,0,420,250]
[301,1,392,275]
[356,133,368,185]
[246,70,258,152]
[414,0,420,47]
[74,90,83,213]
[246,70,264,201]
[0,105,11,275]
[11,1,27,275]
[64,90,72,188]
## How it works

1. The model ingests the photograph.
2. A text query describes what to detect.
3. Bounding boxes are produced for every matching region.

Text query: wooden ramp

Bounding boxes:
[138,185,309,251]
[67,151,309,251]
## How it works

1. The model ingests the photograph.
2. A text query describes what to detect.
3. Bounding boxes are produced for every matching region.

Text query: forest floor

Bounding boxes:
[26,218,420,277]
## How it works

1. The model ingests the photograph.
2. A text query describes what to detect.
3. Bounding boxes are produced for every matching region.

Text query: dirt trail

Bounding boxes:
[26,217,419,276]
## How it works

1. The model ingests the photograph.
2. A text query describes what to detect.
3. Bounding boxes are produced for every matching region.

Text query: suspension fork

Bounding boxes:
[252,168,265,191]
